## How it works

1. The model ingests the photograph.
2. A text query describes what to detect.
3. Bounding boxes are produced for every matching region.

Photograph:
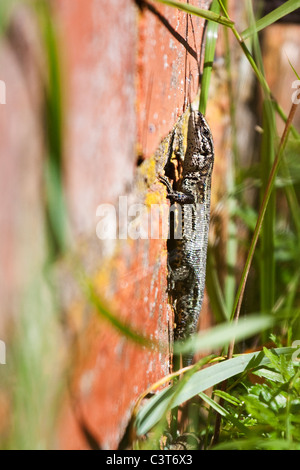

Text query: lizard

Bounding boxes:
[159,109,214,368]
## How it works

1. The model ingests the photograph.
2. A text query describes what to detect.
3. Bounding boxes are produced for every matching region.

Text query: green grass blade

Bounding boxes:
[135,347,294,435]
[199,0,220,114]
[260,100,276,321]
[200,0,229,320]
[206,245,229,322]
[250,0,276,317]
[34,0,67,256]
[153,0,234,27]
[220,0,239,316]
[213,389,242,406]
[242,0,300,40]
[245,1,276,323]
[287,58,300,80]
[230,103,299,325]
[174,315,274,356]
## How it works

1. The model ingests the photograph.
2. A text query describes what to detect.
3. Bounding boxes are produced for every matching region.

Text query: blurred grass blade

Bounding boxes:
[174,315,274,356]
[135,347,294,435]
[206,245,229,322]
[45,158,68,257]
[260,99,276,324]
[287,58,300,80]
[0,0,16,36]
[35,0,68,256]
[230,102,299,326]
[246,0,277,324]
[82,277,153,348]
[242,0,300,39]
[153,0,234,26]
[199,0,220,114]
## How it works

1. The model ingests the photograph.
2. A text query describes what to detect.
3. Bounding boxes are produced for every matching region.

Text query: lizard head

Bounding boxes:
[183,110,214,178]
[190,110,214,158]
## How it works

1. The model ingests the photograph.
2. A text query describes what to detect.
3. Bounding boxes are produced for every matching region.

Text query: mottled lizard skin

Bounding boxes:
[160,110,214,367]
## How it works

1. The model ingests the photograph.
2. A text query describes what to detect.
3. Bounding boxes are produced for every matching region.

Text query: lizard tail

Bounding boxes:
[182,354,194,368]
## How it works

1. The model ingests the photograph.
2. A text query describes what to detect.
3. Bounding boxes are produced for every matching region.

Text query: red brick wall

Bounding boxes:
[54,0,211,449]
[0,0,243,450]
[0,0,247,450]
[0,0,214,450]
[1,0,300,451]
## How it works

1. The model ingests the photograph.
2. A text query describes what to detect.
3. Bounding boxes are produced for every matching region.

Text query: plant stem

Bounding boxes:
[228,102,298,359]
[218,1,299,138]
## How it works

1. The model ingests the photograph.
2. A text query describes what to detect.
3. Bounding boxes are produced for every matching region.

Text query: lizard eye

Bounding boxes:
[201,126,210,137]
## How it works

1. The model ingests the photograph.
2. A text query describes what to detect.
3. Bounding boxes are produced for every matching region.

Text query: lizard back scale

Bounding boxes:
[160,110,214,367]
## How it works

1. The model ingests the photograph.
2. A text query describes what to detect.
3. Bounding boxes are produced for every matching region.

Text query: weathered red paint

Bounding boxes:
[136,0,210,159]
[55,0,210,450]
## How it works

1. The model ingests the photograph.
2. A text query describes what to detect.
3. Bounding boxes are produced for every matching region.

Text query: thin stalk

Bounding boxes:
[245,1,276,326]
[218,0,299,139]
[228,102,298,358]
[281,157,300,238]
[223,0,239,316]
[260,101,276,338]
[153,0,234,26]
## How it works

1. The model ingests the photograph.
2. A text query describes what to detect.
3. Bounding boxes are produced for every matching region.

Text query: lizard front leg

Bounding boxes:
[159,175,195,205]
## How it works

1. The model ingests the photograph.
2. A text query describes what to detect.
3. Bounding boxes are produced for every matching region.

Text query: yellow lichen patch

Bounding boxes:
[180,109,190,153]
[139,157,157,185]
[159,136,172,164]
[144,191,163,208]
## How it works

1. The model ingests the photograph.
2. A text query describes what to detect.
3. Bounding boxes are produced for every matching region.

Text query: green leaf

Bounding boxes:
[262,347,282,370]
[242,0,300,39]
[199,392,250,434]
[214,437,300,450]
[252,368,285,383]
[243,395,278,423]
[213,389,243,406]
[153,0,234,27]
[135,347,294,435]
[174,315,274,355]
